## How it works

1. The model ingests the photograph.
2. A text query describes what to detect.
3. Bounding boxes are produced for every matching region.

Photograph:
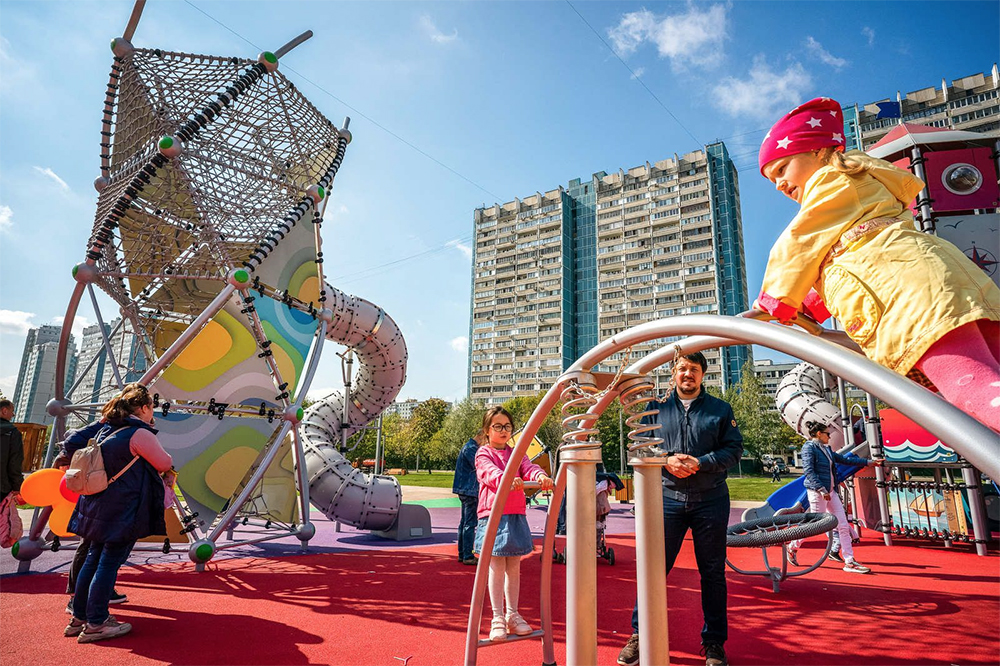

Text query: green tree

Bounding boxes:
[379,413,406,468]
[402,398,450,471]
[502,392,564,456]
[722,361,789,462]
[434,396,487,469]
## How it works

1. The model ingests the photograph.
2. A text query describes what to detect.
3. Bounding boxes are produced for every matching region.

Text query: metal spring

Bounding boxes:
[618,376,664,456]
[559,378,602,453]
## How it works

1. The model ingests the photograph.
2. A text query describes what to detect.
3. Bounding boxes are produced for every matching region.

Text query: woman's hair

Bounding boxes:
[476,406,515,445]
[101,383,152,422]
[805,420,829,437]
[817,146,865,175]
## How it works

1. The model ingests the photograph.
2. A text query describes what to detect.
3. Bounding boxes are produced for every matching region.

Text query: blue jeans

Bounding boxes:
[72,540,135,624]
[457,495,478,561]
[631,492,729,645]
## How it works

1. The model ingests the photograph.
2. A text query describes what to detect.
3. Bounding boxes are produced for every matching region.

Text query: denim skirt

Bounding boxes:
[473,514,534,557]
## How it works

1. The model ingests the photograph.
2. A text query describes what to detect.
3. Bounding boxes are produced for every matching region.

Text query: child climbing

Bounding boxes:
[756,97,1000,431]
[473,406,554,642]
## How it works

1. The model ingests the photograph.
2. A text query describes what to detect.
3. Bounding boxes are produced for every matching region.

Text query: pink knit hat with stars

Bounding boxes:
[758,97,846,175]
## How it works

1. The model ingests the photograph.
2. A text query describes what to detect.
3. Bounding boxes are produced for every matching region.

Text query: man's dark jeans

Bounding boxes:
[72,539,135,624]
[631,492,730,645]
[457,495,478,561]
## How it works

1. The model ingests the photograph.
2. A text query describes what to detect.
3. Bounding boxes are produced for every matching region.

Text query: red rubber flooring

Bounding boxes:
[1,535,996,665]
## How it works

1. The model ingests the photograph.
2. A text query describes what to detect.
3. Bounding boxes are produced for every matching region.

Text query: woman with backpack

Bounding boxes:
[64,383,174,644]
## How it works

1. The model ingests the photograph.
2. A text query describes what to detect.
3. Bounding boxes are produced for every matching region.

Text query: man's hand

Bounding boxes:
[666,454,701,478]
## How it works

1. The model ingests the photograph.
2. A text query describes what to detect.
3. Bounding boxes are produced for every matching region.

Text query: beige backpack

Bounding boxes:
[64,427,139,495]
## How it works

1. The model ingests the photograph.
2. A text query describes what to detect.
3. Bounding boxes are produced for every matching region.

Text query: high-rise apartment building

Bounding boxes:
[844,66,999,151]
[14,326,77,424]
[69,318,148,421]
[470,143,749,403]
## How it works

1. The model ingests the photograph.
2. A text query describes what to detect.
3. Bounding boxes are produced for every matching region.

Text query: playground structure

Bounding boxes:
[464,311,998,665]
[12,0,419,570]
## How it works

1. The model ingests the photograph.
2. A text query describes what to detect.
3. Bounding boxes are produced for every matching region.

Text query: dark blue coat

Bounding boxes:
[452,438,480,497]
[801,439,868,493]
[644,389,744,501]
[67,417,166,544]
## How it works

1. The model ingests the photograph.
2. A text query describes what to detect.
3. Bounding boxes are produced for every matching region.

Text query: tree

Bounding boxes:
[502,392,564,458]
[402,398,450,471]
[434,396,487,469]
[722,361,790,463]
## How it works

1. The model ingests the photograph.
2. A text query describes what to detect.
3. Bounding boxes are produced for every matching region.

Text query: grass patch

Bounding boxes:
[726,474,800,502]
[393,471,456,489]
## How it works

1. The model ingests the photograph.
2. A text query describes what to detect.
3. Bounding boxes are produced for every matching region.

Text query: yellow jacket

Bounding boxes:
[759,151,1000,375]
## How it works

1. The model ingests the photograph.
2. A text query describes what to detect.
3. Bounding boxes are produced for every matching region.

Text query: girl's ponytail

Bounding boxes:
[820,147,865,175]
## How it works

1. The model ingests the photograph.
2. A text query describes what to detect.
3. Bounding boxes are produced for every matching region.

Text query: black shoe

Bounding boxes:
[701,642,728,666]
[617,632,639,666]
[108,590,128,605]
[827,551,845,563]
[462,557,478,565]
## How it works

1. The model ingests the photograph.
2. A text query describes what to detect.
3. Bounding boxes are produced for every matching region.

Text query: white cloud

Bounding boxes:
[51,314,92,343]
[0,310,36,335]
[305,386,338,402]
[0,375,17,401]
[446,239,473,260]
[631,67,645,80]
[713,57,812,120]
[608,4,728,69]
[804,36,848,69]
[862,27,875,47]
[0,205,11,233]
[450,336,468,353]
[419,14,458,44]
[33,166,69,190]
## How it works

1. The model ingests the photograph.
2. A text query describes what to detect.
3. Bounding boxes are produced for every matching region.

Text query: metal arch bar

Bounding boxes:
[55,282,87,400]
[87,284,124,387]
[274,31,313,59]
[64,317,125,398]
[122,0,146,42]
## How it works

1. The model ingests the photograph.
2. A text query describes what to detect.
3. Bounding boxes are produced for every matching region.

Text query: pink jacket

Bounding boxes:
[475,445,547,519]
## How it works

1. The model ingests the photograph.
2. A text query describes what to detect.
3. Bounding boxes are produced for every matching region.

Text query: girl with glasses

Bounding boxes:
[473,406,553,641]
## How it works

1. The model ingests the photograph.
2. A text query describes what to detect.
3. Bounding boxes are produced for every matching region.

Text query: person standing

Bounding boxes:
[786,421,882,574]
[64,383,174,643]
[617,352,743,666]
[0,399,24,505]
[453,435,480,565]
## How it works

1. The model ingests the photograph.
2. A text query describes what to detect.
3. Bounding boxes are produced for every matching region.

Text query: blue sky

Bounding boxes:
[1,0,998,404]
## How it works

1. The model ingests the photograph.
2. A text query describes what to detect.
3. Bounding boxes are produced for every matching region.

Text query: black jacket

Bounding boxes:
[644,389,743,501]
[1,418,23,500]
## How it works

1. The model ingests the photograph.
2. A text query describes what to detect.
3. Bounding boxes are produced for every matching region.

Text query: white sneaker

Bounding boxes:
[489,616,507,641]
[506,611,532,636]
[843,560,871,574]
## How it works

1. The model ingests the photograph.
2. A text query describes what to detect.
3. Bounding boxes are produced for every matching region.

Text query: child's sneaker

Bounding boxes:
[785,545,798,566]
[827,550,845,563]
[843,559,871,574]
[489,616,507,641]
[77,616,132,643]
[64,617,86,637]
[506,611,532,636]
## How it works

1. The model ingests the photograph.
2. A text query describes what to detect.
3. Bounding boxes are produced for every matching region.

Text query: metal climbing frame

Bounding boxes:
[464,312,997,665]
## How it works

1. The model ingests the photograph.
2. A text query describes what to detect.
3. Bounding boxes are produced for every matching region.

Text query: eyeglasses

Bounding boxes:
[490,424,514,433]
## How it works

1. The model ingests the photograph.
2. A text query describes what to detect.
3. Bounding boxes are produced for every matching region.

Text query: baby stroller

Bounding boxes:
[552,471,624,565]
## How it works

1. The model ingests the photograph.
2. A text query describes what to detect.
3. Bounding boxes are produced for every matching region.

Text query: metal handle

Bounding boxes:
[739,308,861,352]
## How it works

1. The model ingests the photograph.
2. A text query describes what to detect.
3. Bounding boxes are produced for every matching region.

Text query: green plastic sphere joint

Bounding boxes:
[72,262,98,284]
[111,37,134,58]
[306,184,325,204]
[257,51,279,73]
[189,540,216,564]
[158,135,182,159]
[227,268,251,288]
[283,405,304,425]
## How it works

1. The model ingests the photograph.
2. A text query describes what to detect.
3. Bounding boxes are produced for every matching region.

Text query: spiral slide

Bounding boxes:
[299,283,430,538]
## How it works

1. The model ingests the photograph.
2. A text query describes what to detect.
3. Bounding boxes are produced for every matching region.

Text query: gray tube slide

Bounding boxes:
[300,283,408,531]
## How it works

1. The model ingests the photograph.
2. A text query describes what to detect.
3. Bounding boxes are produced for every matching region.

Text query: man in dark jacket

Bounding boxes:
[618,352,742,666]
[0,399,24,504]
[452,437,480,565]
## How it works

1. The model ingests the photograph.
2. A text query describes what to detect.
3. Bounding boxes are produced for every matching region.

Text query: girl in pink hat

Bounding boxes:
[756,97,1000,431]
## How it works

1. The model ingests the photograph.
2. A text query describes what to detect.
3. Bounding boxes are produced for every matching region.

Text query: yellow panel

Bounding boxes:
[205,446,260,498]
[173,320,233,371]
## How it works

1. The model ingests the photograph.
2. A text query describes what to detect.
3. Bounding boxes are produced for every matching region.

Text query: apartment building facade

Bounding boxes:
[470,143,749,403]
[844,66,999,151]
[13,326,77,425]
[69,318,148,421]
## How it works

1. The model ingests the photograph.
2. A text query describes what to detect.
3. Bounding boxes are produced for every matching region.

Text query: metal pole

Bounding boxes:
[563,447,599,666]
[87,284,125,387]
[865,392,892,546]
[374,413,384,475]
[619,406,625,476]
[961,465,989,557]
[909,145,937,234]
[341,350,354,452]
[632,458,669,666]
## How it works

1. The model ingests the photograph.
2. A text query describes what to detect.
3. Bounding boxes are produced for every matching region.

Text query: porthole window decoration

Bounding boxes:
[941,163,983,195]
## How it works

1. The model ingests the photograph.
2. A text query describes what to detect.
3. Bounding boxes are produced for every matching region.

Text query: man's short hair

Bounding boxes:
[675,351,708,372]
[806,421,828,437]
[0,399,12,411]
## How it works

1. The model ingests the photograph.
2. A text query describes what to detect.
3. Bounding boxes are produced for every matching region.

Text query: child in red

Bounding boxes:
[756,97,1000,430]
[473,406,553,642]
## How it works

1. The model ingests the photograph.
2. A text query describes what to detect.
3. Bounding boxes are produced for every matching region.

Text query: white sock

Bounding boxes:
[488,556,506,619]
[504,556,521,616]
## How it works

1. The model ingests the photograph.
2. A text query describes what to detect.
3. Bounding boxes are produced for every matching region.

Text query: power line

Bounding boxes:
[564,0,701,148]
[182,0,502,202]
